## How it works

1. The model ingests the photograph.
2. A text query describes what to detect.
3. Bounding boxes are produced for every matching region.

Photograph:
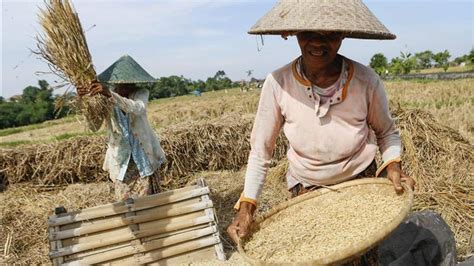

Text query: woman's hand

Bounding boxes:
[76,81,111,98]
[227,202,256,244]
[89,81,112,98]
[386,162,416,194]
[76,85,89,97]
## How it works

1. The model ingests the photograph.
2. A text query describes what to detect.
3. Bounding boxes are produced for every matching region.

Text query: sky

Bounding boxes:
[1,0,473,98]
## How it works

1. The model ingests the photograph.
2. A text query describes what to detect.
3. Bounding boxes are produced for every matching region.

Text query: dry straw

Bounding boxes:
[0,115,288,186]
[394,106,474,258]
[35,0,111,126]
[0,183,114,264]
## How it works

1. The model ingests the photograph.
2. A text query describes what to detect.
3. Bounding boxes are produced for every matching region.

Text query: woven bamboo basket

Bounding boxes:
[238,178,413,265]
[47,179,225,265]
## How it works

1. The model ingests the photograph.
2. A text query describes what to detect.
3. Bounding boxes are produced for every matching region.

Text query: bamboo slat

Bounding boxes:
[63,226,218,265]
[198,178,226,261]
[58,198,202,231]
[147,246,217,266]
[51,200,213,240]
[49,186,208,226]
[64,225,209,261]
[50,212,215,258]
[107,235,221,265]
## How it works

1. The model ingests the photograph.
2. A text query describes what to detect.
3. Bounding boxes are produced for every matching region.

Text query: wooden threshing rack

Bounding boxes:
[47,179,225,265]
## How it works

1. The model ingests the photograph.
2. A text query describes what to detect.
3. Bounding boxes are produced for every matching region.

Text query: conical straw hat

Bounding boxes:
[98,55,156,84]
[249,0,396,40]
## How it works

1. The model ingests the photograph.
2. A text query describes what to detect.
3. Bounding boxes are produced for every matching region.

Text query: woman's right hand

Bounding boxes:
[76,85,89,97]
[76,80,111,98]
[227,202,256,244]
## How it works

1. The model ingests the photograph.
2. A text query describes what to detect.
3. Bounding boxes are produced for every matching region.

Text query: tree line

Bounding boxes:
[369,49,474,76]
[148,70,235,99]
[0,70,236,129]
[0,80,70,129]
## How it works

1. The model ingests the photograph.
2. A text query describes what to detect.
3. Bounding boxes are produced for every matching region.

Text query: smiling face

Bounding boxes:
[296,31,344,69]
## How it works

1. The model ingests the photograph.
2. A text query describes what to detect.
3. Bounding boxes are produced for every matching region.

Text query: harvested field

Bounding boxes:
[0,89,260,145]
[387,79,474,143]
[0,79,473,263]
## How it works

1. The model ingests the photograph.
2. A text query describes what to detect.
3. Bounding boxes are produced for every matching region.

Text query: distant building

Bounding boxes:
[9,95,22,102]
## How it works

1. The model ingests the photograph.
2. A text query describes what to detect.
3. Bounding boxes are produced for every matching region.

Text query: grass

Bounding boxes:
[53,131,103,141]
[0,116,76,137]
[0,131,103,148]
[0,140,36,148]
[411,65,474,74]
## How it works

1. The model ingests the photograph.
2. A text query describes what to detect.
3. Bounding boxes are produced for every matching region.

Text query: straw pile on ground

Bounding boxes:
[243,182,411,264]
[36,0,111,129]
[0,183,114,264]
[0,115,288,186]
[394,107,474,258]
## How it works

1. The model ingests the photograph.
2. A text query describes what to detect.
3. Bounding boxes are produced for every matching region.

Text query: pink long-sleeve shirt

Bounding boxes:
[242,57,401,202]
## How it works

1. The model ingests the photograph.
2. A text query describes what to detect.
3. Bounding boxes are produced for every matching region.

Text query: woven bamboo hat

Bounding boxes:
[98,55,156,84]
[249,0,396,40]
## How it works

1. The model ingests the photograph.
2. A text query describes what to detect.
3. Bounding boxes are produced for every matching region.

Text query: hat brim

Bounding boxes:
[248,29,396,40]
[248,0,396,40]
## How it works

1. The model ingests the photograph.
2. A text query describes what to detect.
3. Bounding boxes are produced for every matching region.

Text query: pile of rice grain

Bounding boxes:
[243,183,410,264]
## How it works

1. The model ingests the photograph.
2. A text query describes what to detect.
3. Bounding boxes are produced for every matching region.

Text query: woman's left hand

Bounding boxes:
[386,162,416,194]
[89,80,112,98]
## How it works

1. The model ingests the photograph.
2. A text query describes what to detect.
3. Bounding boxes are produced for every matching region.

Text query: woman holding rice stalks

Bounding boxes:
[77,55,165,201]
[228,0,417,264]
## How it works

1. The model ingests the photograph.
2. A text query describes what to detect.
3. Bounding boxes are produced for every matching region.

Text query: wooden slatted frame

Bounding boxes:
[48,178,225,265]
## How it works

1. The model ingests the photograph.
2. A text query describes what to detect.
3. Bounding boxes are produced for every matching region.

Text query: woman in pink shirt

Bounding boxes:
[228,0,416,260]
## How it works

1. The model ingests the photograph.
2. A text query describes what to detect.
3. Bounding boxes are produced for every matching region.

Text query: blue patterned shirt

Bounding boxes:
[113,106,154,181]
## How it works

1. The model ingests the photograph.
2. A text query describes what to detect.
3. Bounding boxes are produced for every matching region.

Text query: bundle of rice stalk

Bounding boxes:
[36,0,111,127]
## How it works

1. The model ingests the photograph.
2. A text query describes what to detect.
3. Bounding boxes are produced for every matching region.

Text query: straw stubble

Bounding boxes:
[243,184,410,263]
